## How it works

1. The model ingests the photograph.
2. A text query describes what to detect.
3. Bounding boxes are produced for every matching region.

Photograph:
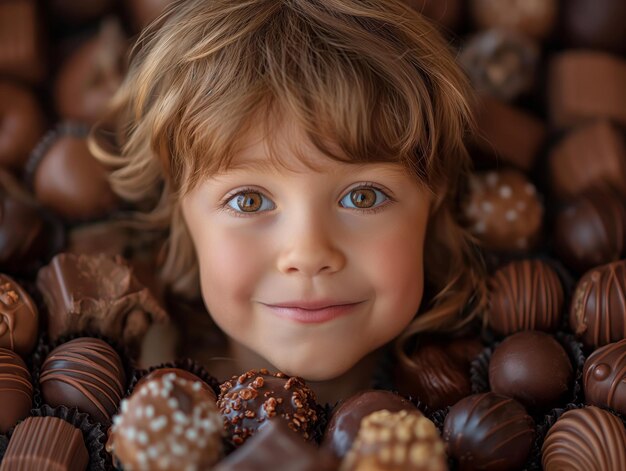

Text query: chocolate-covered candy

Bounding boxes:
[570,259,626,349]
[548,121,626,200]
[459,29,539,102]
[469,0,557,40]
[218,369,319,446]
[323,389,416,459]
[554,188,626,275]
[463,169,543,252]
[542,406,626,471]
[54,19,127,124]
[548,51,626,129]
[0,80,46,171]
[40,337,126,424]
[443,393,534,471]
[342,410,446,471]
[137,367,216,400]
[0,416,88,471]
[0,274,38,355]
[36,253,168,356]
[28,124,119,221]
[108,372,223,471]
[214,419,337,471]
[0,348,32,433]
[487,259,564,336]
[561,0,626,54]
[489,331,572,410]
[583,339,626,415]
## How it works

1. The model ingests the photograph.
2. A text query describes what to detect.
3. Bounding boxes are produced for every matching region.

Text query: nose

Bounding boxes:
[275,210,346,277]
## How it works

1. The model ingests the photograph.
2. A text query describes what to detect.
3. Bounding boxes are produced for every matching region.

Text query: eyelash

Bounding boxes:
[217,182,394,218]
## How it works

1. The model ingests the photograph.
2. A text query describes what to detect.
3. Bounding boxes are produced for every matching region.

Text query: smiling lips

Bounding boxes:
[262,300,364,324]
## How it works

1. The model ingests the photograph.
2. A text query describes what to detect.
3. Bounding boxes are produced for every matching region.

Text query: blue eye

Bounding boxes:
[226,190,275,213]
[340,187,389,210]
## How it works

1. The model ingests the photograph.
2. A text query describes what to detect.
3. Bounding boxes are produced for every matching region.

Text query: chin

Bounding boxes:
[264,348,362,382]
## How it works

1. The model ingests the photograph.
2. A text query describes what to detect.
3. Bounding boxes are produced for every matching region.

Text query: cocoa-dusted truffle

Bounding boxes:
[36,252,168,356]
[487,259,564,336]
[459,29,539,102]
[489,331,573,410]
[570,260,626,349]
[323,389,416,459]
[542,406,626,471]
[561,0,626,54]
[0,274,38,355]
[40,337,126,424]
[443,393,534,471]
[218,369,319,446]
[108,372,223,471]
[463,169,543,252]
[553,188,626,275]
[0,416,88,471]
[341,410,446,471]
[469,0,557,40]
[0,347,32,433]
[583,339,626,415]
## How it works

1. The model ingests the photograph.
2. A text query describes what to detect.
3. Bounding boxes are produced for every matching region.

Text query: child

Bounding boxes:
[90,0,486,403]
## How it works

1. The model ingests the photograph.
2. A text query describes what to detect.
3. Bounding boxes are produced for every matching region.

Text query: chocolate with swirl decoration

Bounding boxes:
[0,274,38,355]
[542,406,626,471]
[40,337,126,424]
[487,259,564,336]
[569,260,626,349]
[0,347,33,433]
[583,339,626,415]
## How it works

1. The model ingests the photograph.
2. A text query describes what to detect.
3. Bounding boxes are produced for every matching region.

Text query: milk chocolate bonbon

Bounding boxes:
[0,274,38,355]
[583,339,626,415]
[0,347,32,433]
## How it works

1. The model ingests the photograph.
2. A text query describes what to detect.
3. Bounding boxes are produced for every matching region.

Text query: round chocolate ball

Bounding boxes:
[443,393,534,471]
[323,389,416,459]
[542,406,626,471]
[108,372,223,471]
[583,339,626,415]
[0,348,32,433]
[217,369,319,446]
[40,337,126,423]
[0,274,38,355]
[469,0,558,40]
[570,259,626,349]
[463,169,543,253]
[562,0,626,54]
[138,367,217,400]
[487,259,564,336]
[489,331,573,410]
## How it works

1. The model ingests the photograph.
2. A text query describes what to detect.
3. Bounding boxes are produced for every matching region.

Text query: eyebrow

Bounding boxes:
[223,159,409,177]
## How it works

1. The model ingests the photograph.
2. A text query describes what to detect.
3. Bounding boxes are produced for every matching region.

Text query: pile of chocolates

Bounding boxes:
[0,0,625,470]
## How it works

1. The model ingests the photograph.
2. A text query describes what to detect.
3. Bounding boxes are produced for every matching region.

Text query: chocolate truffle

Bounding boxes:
[214,419,338,471]
[548,120,626,200]
[553,188,626,275]
[0,416,88,471]
[0,347,32,433]
[463,169,544,252]
[471,96,547,173]
[54,19,127,124]
[459,29,539,102]
[487,259,564,336]
[40,337,126,424]
[542,406,626,471]
[0,80,46,171]
[36,253,168,357]
[108,372,223,471]
[469,0,557,40]
[28,124,119,221]
[443,393,534,471]
[137,367,217,401]
[548,51,626,129]
[489,331,573,410]
[561,0,626,54]
[583,339,626,415]
[323,389,416,459]
[0,274,38,355]
[570,259,626,349]
[218,369,319,446]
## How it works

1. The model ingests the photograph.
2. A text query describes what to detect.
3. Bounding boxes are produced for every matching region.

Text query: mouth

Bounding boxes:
[260,301,365,324]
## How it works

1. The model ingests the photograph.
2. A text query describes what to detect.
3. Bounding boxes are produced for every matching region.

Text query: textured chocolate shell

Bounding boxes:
[0,347,32,433]
[583,339,626,415]
[0,274,38,355]
[542,406,626,471]
[569,259,626,349]
[487,259,564,335]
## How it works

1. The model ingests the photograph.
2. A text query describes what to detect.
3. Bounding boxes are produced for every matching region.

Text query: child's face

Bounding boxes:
[181,117,431,381]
